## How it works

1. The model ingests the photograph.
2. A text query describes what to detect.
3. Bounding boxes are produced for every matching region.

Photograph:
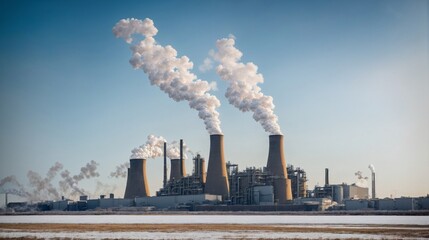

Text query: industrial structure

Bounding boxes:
[308,168,369,203]
[8,132,429,213]
[125,134,298,206]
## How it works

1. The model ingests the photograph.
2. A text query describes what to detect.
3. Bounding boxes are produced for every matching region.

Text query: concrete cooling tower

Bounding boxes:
[170,158,186,180]
[266,134,292,203]
[205,134,230,199]
[124,158,150,199]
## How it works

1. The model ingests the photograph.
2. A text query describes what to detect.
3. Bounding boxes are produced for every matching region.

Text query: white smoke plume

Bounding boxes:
[110,162,130,178]
[130,134,166,159]
[368,164,376,173]
[111,135,193,178]
[27,162,63,201]
[59,160,99,197]
[0,175,30,198]
[354,171,369,188]
[113,18,222,134]
[167,140,190,160]
[213,37,282,135]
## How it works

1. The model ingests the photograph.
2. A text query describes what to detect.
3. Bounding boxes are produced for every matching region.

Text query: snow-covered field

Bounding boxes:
[1,214,428,225]
[0,230,422,240]
[1,215,428,239]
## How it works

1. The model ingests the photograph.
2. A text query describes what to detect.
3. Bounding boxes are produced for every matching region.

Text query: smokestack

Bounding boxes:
[372,172,375,199]
[163,142,167,187]
[325,168,329,186]
[205,134,230,199]
[180,139,185,177]
[266,135,292,203]
[170,159,185,180]
[368,164,376,199]
[124,158,150,198]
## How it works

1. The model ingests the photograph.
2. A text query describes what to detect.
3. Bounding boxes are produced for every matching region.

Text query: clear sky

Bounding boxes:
[0,0,428,204]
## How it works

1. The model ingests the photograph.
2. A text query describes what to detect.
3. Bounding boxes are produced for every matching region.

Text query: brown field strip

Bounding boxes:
[1,223,429,238]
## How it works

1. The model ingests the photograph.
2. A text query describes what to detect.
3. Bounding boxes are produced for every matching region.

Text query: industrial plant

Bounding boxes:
[3,133,429,213]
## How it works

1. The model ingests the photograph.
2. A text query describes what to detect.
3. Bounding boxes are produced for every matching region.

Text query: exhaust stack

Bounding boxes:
[266,134,292,203]
[163,142,167,187]
[371,172,376,199]
[205,134,230,199]
[325,168,329,186]
[124,158,150,198]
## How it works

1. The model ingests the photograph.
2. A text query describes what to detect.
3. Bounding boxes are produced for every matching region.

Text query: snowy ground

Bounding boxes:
[0,230,424,240]
[1,215,428,239]
[1,214,428,225]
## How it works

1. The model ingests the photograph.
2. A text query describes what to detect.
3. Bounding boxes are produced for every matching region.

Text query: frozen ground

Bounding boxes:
[1,214,428,225]
[0,230,425,240]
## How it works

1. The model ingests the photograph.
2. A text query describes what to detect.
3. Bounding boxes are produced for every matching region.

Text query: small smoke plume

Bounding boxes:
[0,176,30,198]
[93,181,117,197]
[27,162,63,201]
[167,140,190,160]
[130,134,166,159]
[368,164,376,173]
[354,171,368,188]
[110,162,130,178]
[111,135,193,178]
[59,160,99,197]
[213,37,282,135]
[113,18,222,134]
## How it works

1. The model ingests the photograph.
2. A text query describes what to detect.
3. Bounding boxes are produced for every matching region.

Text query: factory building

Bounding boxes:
[309,168,369,203]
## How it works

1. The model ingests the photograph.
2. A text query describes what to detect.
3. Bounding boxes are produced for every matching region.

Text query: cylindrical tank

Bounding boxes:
[333,185,343,203]
[124,158,150,198]
[205,134,230,200]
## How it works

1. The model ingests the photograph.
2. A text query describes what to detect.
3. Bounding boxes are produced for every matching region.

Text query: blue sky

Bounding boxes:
[0,0,428,204]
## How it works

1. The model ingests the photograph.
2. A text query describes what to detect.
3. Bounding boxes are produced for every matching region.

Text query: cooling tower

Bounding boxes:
[205,134,230,199]
[124,158,149,198]
[266,134,292,203]
[170,158,186,180]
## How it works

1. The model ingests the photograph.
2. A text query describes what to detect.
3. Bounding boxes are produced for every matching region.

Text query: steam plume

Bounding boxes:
[110,162,130,178]
[59,160,99,197]
[27,162,63,201]
[130,134,166,159]
[0,176,30,198]
[167,140,190,160]
[368,164,376,173]
[113,18,222,134]
[213,37,282,134]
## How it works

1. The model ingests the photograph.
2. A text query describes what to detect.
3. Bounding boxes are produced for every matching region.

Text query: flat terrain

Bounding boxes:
[1,223,429,239]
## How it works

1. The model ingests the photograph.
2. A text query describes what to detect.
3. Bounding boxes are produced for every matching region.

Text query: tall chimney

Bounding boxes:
[124,158,150,198]
[205,134,230,199]
[325,168,329,186]
[372,172,376,199]
[180,139,186,177]
[170,159,185,180]
[163,142,167,187]
[266,135,292,203]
